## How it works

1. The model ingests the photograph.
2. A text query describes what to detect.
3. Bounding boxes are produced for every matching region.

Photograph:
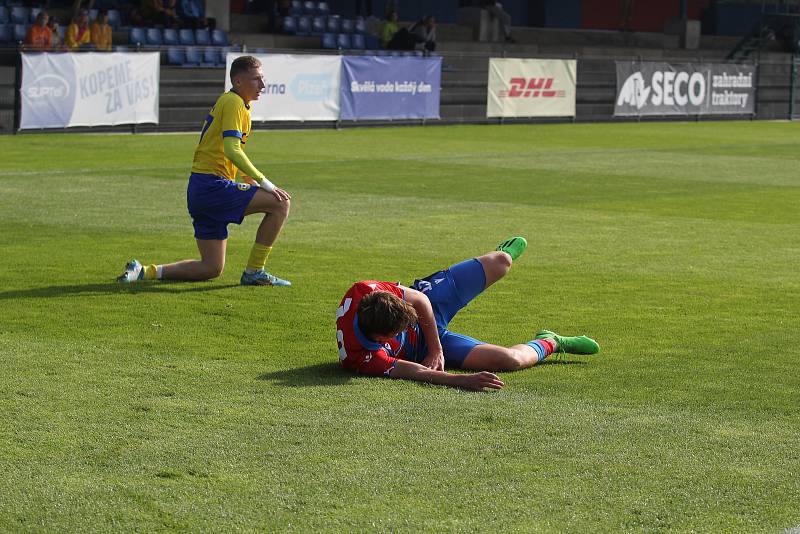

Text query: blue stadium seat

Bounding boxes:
[296,15,310,35]
[340,18,353,33]
[184,46,201,66]
[145,27,162,46]
[178,28,195,45]
[88,8,97,21]
[166,46,184,65]
[0,25,11,43]
[195,28,210,45]
[107,9,121,28]
[211,29,228,46]
[0,7,8,24]
[290,0,301,16]
[10,6,27,24]
[326,16,339,33]
[29,7,40,22]
[129,27,146,45]
[311,15,324,35]
[317,1,329,15]
[364,34,379,49]
[12,22,24,41]
[336,33,350,49]
[202,47,220,67]
[162,27,178,46]
[302,1,315,14]
[218,46,233,65]
[282,15,296,34]
[351,33,365,50]
[321,32,335,49]
[354,18,366,34]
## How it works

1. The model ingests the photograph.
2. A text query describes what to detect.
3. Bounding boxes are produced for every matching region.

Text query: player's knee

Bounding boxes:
[201,262,224,279]
[276,197,291,218]
[495,348,525,371]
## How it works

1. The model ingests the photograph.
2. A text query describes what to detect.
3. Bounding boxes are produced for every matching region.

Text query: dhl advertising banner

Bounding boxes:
[487,58,577,118]
[226,53,341,121]
[615,61,756,116]
[20,52,159,129]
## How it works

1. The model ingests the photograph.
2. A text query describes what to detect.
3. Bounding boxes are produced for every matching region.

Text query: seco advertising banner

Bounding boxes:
[487,58,577,118]
[615,61,756,116]
[225,53,341,121]
[339,56,441,120]
[20,52,159,129]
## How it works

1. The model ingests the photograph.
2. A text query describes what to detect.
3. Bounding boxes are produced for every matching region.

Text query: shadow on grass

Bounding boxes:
[538,359,589,366]
[257,362,354,387]
[0,281,240,300]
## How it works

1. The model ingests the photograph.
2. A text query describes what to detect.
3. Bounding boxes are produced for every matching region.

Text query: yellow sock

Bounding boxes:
[246,244,272,272]
[143,264,158,280]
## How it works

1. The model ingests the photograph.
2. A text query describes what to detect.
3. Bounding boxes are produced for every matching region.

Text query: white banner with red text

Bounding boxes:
[225,53,341,121]
[20,52,159,130]
[486,58,576,118]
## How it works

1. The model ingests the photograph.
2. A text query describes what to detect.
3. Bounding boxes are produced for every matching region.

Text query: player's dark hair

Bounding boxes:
[230,56,261,82]
[357,291,417,341]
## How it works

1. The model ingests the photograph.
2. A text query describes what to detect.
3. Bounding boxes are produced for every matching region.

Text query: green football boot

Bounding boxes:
[535,330,600,355]
[496,236,527,261]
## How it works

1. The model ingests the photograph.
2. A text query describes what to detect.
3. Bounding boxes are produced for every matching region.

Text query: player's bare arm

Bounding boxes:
[400,286,445,371]
[389,360,504,391]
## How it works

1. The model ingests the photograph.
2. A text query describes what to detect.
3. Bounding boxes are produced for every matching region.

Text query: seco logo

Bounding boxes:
[499,77,565,98]
[617,70,706,109]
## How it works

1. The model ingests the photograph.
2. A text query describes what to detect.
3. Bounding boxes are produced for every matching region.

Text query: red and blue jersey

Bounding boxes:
[336,281,420,376]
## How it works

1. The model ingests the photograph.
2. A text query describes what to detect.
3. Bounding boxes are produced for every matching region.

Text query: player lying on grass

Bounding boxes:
[117,55,291,287]
[336,237,600,391]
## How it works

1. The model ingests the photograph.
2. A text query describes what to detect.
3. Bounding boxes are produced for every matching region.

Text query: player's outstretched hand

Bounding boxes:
[270,187,291,202]
[458,372,504,392]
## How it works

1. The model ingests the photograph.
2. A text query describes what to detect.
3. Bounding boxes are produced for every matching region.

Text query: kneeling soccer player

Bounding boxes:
[117,55,291,287]
[335,237,600,391]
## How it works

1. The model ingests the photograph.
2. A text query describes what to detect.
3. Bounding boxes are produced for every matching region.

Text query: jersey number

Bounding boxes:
[199,113,214,141]
[335,298,352,361]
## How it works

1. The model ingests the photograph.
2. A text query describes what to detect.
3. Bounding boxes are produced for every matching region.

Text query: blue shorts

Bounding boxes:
[410,258,487,369]
[186,173,259,240]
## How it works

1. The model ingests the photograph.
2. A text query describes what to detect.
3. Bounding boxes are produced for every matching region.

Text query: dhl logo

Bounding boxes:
[498,77,565,98]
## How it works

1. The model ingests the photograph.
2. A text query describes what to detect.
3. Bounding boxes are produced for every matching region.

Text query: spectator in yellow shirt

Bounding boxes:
[90,9,112,51]
[65,10,91,50]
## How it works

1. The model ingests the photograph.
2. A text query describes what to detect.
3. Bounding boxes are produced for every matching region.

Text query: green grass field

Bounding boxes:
[1,121,799,532]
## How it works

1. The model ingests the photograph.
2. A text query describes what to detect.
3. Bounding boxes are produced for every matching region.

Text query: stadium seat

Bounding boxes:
[9,6,27,24]
[289,0,301,16]
[162,27,178,46]
[29,7,40,22]
[311,15,324,35]
[0,7,8,24]
[12,22,24,41]
[354,18,367,34]
[340,18,353,33]
[302,1,315,14]
[281,15,296,34]
[107,9,121,28]
[321,32,335,49]
[183,46,201,66]
[219,46,234,65]
[166,46,184,65]
[129,27,146,45]
[145,27,162,47]
[351,33,365,50]
[364,34,379,49]
[202,47,220,67]
[0,25,11,43]
[317,1,329,15]
[88,8,97,21]
[211,29,228,46]
[296,15,310,35]
[336,32,350,49]
[178,28,195,45]
[326,16,339,33]
[195,28,210,46]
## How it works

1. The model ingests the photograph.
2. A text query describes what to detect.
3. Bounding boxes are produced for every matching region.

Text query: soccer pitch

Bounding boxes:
[1,121,798,532]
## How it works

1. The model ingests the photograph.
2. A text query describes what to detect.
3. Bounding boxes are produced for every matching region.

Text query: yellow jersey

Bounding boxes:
[191,91,251,181]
